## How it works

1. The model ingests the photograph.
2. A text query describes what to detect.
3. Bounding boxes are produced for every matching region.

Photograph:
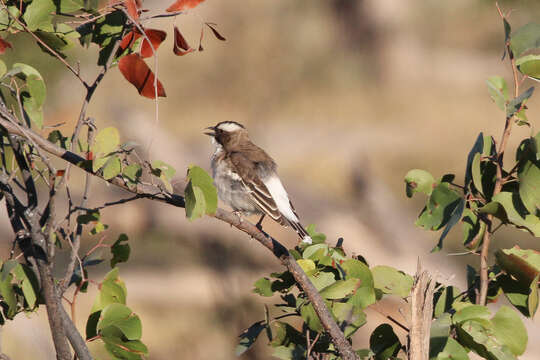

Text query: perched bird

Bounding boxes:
[205,121,312,244]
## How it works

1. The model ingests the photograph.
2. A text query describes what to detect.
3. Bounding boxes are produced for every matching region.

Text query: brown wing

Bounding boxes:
[228,151,287,225]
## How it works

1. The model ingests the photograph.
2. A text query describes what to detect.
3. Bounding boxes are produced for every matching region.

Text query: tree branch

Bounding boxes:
[0,106,358,360]
[479,4,521,306]
[408,260,435,360]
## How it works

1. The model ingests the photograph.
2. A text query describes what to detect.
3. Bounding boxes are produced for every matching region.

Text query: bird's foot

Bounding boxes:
[233,210,243,223]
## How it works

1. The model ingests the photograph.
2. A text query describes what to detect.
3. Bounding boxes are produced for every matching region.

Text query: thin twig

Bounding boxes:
[479,3,521,306]
[0,107,358,360]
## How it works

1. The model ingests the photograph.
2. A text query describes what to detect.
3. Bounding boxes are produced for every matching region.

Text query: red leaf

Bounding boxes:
[124,0,139,20]
[118,54,166,99]
[0,37,12,54]
[198,27,204,51]
[166,0,205,12]
[173,26,194,56]
[56,169,65,177]
[119,31,142,52]
[140,29,167,58]
[87,152,93,161]
[205,23,226,41]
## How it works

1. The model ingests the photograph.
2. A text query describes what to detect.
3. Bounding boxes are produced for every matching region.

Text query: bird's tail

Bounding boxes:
[288,220,312,244]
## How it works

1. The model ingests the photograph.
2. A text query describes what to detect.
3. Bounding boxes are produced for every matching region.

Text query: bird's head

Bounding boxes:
[205,121,247,148]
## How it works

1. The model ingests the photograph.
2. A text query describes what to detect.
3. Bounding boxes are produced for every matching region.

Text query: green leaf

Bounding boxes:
[26,75,46,107]
[305,224,326,244]
[369,324,400,360]
[300,303,323,332]
[185,183,205,221]
[253,277,273,297]
[518,154,540,215]
[492,306,527,355]
[0,60,6,78]
[430,313,456,360]
[462,208,485,250]
[302,244,328,260]
[433,337,470,360]
[123,164,142,184]
[434,286,462,318]
[90,268,127,313]
[98,303,142,340]
[296,259,316,274]
[35,23,80,58]
[185,165,217,220]
[77,210,99,224]
[12,264,38,309]
[102,335,148,360]
[372,265,413,298]
[506,87,534,120]
[21,93,43,128]
[236,321,265,356]
[110,234,130,268]
[53,0,84,13]
[415,182,461,232]
[486,77,508,110]
[0,260,19,281]
[151,160,176,192]
[308,271,336,291]
[516,54,540,80]
[341,259,376,308]
[48,130,70,149]
[510,22,540,58]
[23,0,55,31]
[496,247,540,285]
[92,127,120,172]
[271,321,305,348]
[271,345,305,360]
[432,197,465,252]
[0,6,22,32]
[102,156,122,180]
[331,302,366,338]
[404,169,435,198]
[479,192,540,236]
[453,305,491,324]
[457,319,515,360]
[319,278,358,299]
[465,133,484,188]
[0,272,16,318]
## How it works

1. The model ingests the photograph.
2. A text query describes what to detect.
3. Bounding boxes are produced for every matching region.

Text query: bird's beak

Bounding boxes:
[204,126,216,137]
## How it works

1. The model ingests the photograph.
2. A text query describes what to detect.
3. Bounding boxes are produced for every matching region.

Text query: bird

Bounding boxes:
[205,121,312,244]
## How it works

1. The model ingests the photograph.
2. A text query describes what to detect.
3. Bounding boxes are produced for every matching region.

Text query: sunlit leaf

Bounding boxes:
[140,29,167,58]
[372,265,413,298]
[516,54,540,80]
[184,165,217,220]
[510,22,540,58]
[23,0,55,31]
[166,0,205,12]
[118,53,166,99]
[486,77,508,110]
[173,26,195,56]
[404,169,435,198]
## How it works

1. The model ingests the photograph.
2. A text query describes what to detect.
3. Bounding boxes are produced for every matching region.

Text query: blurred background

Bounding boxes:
[1,0,540,358]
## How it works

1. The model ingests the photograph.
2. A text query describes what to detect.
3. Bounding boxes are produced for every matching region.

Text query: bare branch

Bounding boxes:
[0,106,358,360]
[409,261,436,360]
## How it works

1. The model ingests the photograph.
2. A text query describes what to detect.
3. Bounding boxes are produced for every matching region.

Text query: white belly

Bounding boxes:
[211,153,261,215]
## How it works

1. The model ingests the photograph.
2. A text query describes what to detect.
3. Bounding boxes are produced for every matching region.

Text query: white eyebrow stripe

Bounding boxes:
[217,122,243,132]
